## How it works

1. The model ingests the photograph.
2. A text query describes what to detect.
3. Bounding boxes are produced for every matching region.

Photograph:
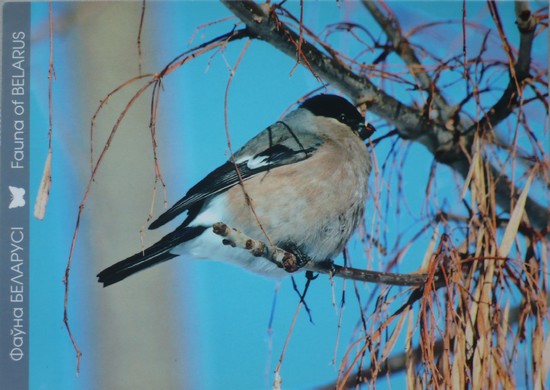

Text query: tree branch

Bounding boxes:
[361,0,453,120]
[212,222,434,286]
[470,0,537,134]
[220,0,439,145]
[220,0,549,231]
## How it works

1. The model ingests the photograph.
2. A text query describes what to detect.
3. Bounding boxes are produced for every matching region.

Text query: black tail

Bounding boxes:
[97,225,206,287]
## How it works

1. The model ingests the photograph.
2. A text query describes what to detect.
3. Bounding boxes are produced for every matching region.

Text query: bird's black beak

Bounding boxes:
[358,122,376,141]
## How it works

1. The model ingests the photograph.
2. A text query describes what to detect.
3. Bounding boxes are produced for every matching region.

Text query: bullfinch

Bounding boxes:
[97,94,375,287]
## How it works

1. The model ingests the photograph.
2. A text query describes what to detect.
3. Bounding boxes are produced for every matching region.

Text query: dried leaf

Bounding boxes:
[461,145,480,200]
[452,326,465,388]
[499,171,534,257]
[34,150,52,220]
[420,226,439,271]
[542,333,550,386]
[381,305,409,361]
[405,310,416,389]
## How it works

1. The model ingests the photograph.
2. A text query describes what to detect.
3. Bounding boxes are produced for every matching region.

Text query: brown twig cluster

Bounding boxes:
[216,1,548,388]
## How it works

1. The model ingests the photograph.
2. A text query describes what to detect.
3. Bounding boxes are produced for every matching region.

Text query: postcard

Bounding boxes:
[1,2,547,389]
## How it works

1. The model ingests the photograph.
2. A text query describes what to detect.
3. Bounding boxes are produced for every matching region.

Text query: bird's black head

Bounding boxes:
[300,94,375,141]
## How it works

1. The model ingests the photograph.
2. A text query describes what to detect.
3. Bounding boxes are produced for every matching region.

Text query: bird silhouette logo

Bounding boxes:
[9,186,26,209]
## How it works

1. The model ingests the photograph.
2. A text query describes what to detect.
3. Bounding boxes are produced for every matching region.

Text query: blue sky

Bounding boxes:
[22,1,547,389]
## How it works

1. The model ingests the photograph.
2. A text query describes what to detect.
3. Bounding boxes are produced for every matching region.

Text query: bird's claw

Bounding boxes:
[281,243,310,273]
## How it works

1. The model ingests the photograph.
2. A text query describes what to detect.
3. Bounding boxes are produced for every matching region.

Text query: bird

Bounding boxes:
[97,94,375,287]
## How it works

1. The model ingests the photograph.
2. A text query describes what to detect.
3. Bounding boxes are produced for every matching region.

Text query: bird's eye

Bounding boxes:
[339,113,347,122]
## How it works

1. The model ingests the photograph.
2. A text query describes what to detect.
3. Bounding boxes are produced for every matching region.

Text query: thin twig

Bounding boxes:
[137,0,146,75]
[64,28,252,372]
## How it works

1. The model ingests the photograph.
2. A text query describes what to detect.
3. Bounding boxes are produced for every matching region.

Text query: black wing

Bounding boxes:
[148,140,321,230]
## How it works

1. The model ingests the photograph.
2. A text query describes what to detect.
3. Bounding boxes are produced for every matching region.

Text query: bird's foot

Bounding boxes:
[280,243,311,273]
